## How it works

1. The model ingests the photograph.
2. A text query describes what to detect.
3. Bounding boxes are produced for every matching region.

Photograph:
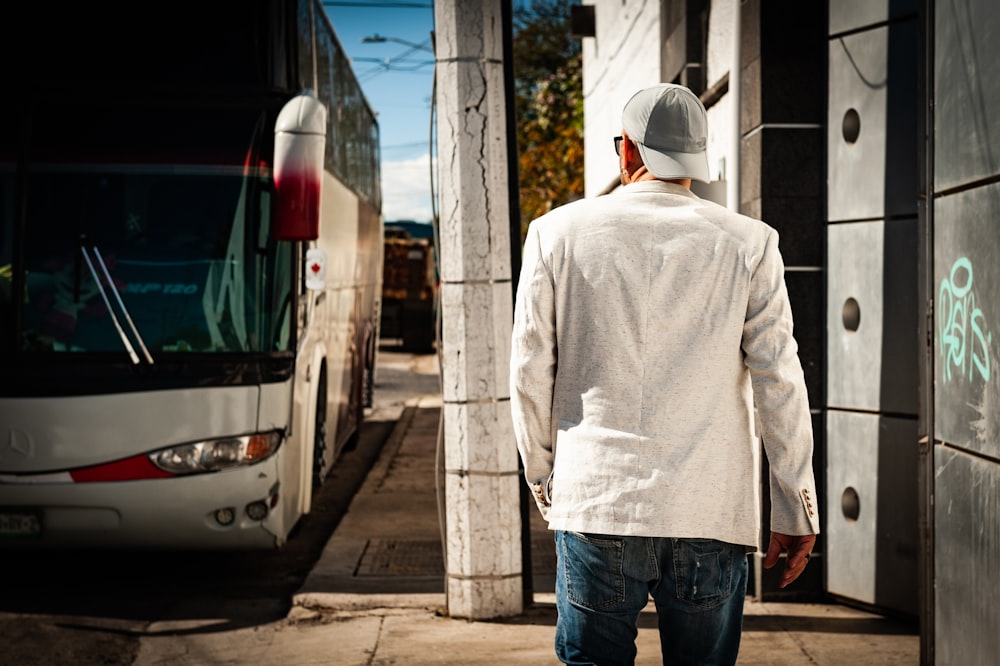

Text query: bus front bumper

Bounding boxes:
[0,459,287,550]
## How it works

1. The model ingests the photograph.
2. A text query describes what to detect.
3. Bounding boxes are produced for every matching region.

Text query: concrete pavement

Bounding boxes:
[286,350,920,665]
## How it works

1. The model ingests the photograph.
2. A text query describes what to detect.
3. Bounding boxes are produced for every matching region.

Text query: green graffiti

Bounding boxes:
[938,257,992,383]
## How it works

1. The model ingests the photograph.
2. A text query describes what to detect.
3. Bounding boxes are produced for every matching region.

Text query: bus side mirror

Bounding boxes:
[273,93,327,241]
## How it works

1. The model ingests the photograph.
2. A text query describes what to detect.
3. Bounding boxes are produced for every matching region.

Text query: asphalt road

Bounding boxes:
[0,346,437,666]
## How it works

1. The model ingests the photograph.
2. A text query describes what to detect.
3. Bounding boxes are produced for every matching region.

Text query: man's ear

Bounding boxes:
[623,136,640,167]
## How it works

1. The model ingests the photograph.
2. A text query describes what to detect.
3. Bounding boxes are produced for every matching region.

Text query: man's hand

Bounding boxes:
[763,532,816,589]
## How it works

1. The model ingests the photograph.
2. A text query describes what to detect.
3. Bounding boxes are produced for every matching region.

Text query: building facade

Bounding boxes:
[576,1,999,663]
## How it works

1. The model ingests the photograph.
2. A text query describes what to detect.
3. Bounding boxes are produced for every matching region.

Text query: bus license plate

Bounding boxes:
[0,511,42,538]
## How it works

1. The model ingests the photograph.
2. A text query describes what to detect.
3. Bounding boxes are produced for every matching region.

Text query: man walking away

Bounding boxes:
[510,83,819,666]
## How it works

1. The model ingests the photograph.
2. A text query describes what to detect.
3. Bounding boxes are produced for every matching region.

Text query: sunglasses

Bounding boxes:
[614,136,625,156]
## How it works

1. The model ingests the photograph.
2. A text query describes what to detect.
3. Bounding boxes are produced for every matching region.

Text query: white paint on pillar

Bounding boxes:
[433,0,523,619]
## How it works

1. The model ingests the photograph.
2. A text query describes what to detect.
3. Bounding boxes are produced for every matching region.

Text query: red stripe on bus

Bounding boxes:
[70,456,175,483]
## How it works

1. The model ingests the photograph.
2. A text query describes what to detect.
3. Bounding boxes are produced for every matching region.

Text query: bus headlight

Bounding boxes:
[149,431,282,475]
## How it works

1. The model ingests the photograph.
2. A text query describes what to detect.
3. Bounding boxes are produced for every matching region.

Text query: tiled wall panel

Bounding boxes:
[933,184,1000,459]
[934,446,1000,665]
[934,0,1000,192]
[825,411,918,613]
[826,220,918,414]
[828,22,917,222]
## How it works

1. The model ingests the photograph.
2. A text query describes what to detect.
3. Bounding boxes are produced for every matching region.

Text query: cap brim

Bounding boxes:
[636,143,711,183]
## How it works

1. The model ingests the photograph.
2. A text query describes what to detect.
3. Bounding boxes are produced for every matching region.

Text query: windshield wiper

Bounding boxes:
[80,244,155,365]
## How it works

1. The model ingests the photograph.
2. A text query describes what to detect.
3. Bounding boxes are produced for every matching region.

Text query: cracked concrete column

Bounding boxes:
[433,0,522,619]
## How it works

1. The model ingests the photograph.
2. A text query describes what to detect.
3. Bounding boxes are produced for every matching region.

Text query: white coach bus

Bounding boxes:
[0,0,383,549]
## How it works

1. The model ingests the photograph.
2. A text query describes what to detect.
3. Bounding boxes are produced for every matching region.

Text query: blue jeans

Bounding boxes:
[554,531,749,666]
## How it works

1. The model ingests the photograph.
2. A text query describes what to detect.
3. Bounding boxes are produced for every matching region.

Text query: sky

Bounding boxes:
[320,1,438,223]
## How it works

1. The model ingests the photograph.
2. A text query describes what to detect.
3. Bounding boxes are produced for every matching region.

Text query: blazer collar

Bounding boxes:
[617,180,699,199]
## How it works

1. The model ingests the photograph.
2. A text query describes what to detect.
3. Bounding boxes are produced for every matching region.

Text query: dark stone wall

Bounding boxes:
[739,0,828,601]
[661,0,710,94]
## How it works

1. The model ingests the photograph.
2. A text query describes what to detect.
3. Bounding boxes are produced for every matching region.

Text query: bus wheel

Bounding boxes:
[312,368,328,492]
[342,366,365,453]
[363,333,376,409]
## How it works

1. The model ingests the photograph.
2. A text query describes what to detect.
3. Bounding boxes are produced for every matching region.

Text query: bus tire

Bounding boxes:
[342,363,365,453]
[311,367,328,492]
[363,330,376,408]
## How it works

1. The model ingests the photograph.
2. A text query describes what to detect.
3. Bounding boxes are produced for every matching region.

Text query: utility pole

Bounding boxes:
[433,0,523,619]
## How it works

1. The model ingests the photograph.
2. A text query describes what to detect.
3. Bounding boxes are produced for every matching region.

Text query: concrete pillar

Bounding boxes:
[433,0,523,619]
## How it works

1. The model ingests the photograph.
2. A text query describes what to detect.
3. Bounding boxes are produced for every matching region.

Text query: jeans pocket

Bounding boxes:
[671,538,742,609]
[559,531,626,610]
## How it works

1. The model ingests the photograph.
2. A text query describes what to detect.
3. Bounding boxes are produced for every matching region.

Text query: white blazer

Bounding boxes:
[510,180,820,549]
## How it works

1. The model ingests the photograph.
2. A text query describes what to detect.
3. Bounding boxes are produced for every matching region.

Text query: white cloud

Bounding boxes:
[381,153,435,223]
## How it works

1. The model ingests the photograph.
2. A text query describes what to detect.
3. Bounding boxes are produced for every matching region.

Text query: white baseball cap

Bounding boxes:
[622,83,711,183]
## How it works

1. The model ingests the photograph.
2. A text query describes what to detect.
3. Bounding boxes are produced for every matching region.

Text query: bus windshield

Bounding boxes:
[0,104,294,358]
[15,168,291,356]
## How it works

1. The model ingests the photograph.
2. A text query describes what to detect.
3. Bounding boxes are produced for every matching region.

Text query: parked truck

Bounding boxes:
[380,220,437,352]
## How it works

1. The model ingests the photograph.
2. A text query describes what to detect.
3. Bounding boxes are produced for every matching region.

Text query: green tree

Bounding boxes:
[513,0,584,239]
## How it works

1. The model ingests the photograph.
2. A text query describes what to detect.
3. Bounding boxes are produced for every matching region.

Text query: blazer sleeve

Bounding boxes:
[510,223,557,518]
[742,229,821,536]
